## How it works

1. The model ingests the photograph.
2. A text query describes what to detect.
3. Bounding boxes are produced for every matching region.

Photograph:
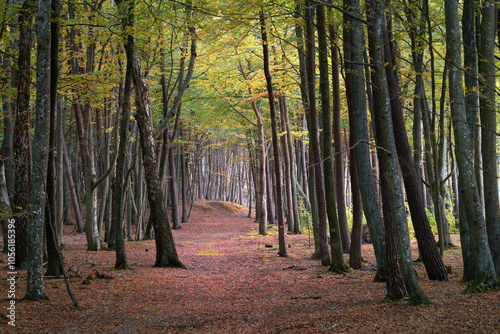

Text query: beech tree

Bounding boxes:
[345,0,386,281]
[26,0,51,300]
[12,0,34,269]
[260,10,286,257]
[444,0,497,289]
[478,0,500,276]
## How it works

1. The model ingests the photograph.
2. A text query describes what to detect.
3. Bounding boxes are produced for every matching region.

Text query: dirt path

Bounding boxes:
[0,201,498,333]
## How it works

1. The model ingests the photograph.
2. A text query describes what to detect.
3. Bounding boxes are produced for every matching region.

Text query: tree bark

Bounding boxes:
[45,0,63,277]
[278,95,295,234]
[478,0,500,276]
[368,0,431,305]
[12,0,34,269]
[26,0,51,300]
[346,0,386,281]
[305,1,330,266]
[260,10,286,257]
[329,22,350,254]
[367,5,407,301]
[132,54,184,268]
[111,0,135,269]
[384,27,448,281]
[317,3,346,273]
[444,0,497,288]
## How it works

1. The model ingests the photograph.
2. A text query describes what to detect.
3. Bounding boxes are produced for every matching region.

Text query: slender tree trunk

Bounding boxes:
[444,0,497,288]
[169,142,181,230]
[45,0,63,277]
[478,0,500,276]
[368,0,431,305]
[132,55,184,268]
[180,129,188,223]
[305,1,330,266]
[111,0,135,269]
[0,36,15,201]
[317,3,346,272]
[0,162,11,253]
[13,0,34,269]
[329,22,350,254]
[384,27,447,280]
[346,0,386,281]
[260,10,286,257]
[367,6,407,301]
[26,0,51,300]
[278,95,295,234]
[343,15,364,270]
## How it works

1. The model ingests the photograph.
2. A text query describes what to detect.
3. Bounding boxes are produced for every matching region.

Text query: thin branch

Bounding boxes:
[210,84,257,126]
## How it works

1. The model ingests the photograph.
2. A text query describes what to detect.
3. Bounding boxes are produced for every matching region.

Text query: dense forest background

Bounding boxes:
[0,0,498,310]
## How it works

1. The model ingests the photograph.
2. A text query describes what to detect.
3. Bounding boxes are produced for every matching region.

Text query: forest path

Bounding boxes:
[3,201,498,334]
[171,200,270,274]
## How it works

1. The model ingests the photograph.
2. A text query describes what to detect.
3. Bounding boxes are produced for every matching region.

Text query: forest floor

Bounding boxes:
[0,200,499,333]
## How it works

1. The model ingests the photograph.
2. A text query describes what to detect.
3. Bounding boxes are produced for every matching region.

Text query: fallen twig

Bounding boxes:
[291,296,322,300]
[283,265,306,271]
[320,324,338,332]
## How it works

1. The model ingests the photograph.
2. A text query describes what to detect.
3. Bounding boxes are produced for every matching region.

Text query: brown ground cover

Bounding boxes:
[0,200,498,333]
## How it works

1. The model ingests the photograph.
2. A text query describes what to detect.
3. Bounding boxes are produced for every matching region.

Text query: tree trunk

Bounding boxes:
[26,0,51,300]
[45,0,63,277]
[305,1,330,266]
[278,95,295,234]
[368,0,431,305]
[169,143,181,230]
[0,35,15,201]
[0,162,11,253]
[317,3,346,273]
[367,6,407,301]
[180,129,188,223]
[132,55,184,268]
[12,0,34,269]
[346,0,386,281]
[260,10,287,257]
[111,0,135,268]
[384,26,448,281]
[343,16,364,270]
[478,0,500,276]
[329,22,350,254]
[444,0,497,288]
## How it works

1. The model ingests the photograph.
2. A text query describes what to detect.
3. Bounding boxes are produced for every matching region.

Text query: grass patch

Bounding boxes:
[194,203,214,211]
[196,249,220,256]
[218,201,242,214]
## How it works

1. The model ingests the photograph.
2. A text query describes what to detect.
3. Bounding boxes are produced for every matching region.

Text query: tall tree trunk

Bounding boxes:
[111,0,135,269]
[329,22,350,254]
[305,1,330,266]
[278,95,295,234]
[444,0,497,288]
[260,10,287,257]
[367,5,407,301]
[317,3,346,272]
[384,26,448,281]
[132,55,184,268]
[343,14,364,270]
[0,162,11,253]
[169,142,181,230]
[346,0,386,281]
[0,35,15,201]
[12,0,34,269]
[180,128,188,223]
[478,0,500,276]
[368,0,431,305]
[26,0,51,300]
[45,0,63,277]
